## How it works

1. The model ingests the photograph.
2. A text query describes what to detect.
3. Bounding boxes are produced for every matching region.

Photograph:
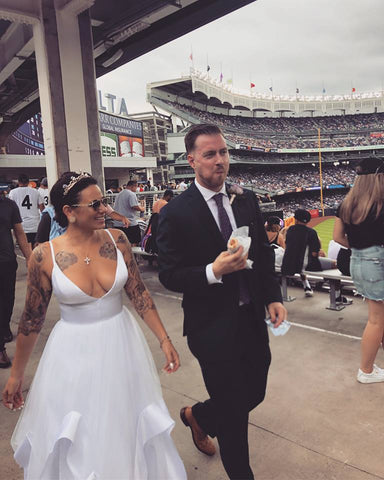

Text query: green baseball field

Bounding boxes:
[310,216,336,256]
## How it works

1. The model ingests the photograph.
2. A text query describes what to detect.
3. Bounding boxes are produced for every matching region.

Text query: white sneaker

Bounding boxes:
[304,287,313,297]
[357,365,384,384]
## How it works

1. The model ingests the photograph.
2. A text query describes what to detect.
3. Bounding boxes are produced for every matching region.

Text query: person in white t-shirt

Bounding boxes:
[37,177,50,207]
[178,179,187,191]
[8,173,44,245]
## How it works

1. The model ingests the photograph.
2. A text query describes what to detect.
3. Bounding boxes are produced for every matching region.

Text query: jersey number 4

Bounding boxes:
[22,195,33,209]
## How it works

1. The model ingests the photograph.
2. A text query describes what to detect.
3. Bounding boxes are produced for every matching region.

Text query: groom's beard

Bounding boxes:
[197,170,227,191]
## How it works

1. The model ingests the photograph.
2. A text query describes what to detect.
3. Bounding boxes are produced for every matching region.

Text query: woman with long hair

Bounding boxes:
[334,157,384,383]
[2,172,186,479]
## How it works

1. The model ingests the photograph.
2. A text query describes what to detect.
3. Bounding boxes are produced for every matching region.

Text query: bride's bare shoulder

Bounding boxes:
[108,228,130,248]
[29,242,53,275]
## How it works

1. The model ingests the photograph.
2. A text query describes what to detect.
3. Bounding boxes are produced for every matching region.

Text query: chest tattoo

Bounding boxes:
[55,251,78,271]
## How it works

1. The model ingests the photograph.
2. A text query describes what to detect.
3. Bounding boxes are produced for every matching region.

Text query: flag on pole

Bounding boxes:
[269,86,273,92]
[207,65,210,72]
[189,53,193,61]
[322,87,326,94]
[352,87,356,93]
[219,72,223,82]
[250,82,255,88]
[296,88,299,94]
[227,78,233,85]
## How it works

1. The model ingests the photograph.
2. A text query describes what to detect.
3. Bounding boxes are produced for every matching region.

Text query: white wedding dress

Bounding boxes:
[11,231,186,480]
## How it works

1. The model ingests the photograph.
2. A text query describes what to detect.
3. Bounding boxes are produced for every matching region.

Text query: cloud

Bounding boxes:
[97,0,384,112]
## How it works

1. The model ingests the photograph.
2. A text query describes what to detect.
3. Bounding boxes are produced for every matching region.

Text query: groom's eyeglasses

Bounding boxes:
[71,197,108,211]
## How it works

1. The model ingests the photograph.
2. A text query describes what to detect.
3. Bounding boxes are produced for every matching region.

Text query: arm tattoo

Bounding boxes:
[124,250,156,318]
[18,262,52,336]
[99,241,117,260]
[55,251,78,271]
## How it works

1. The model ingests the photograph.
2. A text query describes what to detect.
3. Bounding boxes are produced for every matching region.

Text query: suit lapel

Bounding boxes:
[186,182,226,249]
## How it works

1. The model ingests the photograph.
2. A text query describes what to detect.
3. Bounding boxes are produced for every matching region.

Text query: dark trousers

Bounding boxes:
[26,232,36,245]
[117,225,141,245]
[188,305,271,480]
[0,261,18,350]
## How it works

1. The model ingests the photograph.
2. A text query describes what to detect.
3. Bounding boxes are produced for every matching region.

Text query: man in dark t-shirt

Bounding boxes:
[281,209,322,297]
[0,191,31,368]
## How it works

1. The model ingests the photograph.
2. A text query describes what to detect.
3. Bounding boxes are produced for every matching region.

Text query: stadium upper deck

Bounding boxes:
[148,70,384,154]
[148,69,384,118]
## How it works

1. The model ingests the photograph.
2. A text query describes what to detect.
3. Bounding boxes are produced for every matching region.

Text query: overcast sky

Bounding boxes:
[97,0,384,114]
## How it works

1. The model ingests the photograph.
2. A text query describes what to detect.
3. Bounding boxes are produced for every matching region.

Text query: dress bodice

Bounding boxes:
[49,230,128,323]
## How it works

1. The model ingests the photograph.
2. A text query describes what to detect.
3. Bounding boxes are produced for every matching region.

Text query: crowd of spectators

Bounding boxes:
[225,132,384,150]
[275,191,347,218]
[227,164,356,192]
[168,101,384,149]
[170,101,384,135]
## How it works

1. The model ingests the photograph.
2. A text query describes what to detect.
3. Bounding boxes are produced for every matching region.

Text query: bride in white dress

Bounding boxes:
[2,172,187,479]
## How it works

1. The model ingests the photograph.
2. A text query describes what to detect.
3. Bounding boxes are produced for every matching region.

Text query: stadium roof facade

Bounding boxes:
[148,69,384,117]
[0,0,256,146]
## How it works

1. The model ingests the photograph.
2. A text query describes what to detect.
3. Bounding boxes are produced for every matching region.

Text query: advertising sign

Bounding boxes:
[99,112,143,138]
[100,132,119,157]
[118,136,144,157]
[6,111,145,160]
[370,132,384,138]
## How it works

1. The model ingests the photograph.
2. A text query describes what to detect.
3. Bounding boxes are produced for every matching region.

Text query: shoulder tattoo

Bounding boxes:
[99,241,117,260]
[34,244,45,263]
[116,233,128,244]
[55,251,78,271]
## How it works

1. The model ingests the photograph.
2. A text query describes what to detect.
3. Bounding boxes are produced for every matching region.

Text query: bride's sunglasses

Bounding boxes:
[71,197,109,211]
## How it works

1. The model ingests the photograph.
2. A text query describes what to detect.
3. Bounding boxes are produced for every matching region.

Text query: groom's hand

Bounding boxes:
[212,247,247,278]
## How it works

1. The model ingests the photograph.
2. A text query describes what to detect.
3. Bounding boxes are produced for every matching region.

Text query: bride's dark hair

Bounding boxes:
[50,172,97,227]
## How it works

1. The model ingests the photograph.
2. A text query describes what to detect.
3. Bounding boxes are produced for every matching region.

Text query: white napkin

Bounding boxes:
[227,226,253,269]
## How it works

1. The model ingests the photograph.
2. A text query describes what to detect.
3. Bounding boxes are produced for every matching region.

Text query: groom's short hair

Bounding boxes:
[184,124,224,153]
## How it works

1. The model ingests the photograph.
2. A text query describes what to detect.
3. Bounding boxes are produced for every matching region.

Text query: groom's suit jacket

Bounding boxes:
[157,182,282,358]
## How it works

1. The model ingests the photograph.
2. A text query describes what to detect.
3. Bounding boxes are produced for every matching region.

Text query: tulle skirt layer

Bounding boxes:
[11,307,186,480]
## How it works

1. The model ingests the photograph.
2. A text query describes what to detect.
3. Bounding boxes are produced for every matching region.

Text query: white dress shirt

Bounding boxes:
[194,179,237,284]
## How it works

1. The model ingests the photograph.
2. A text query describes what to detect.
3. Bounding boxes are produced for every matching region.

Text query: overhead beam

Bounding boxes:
[0,23,34,85]
[95,0,255,76]
[0,0,39,24]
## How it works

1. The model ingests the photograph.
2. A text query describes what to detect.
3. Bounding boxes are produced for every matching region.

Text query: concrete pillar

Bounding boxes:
[33,0,70,189]
[33,0,103,189]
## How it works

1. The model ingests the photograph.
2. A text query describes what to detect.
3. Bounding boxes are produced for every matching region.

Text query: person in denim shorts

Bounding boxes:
[334,156,384,384]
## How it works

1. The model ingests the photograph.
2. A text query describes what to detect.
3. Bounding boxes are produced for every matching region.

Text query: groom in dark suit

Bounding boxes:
[156,124,286,479]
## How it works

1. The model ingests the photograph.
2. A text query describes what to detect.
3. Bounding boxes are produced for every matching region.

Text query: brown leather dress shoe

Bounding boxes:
[180,406,216,456]
[0,349,12,369]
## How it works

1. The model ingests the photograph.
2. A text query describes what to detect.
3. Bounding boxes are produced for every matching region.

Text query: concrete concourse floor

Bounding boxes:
[1,257,383,480]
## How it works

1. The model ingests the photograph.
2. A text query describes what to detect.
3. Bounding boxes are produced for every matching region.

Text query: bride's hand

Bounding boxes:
[161,340,180,373]
[2,376,24,410]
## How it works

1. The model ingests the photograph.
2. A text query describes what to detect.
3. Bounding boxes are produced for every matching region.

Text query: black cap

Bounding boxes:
[294,209,311,224]
[267,216,281,226]
[41,177,48,186]
[356,157,384,175]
